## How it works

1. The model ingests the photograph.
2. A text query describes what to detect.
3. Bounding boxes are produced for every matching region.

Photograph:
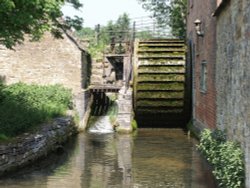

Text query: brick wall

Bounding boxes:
[215,1,250,186]
[186,0,217,130]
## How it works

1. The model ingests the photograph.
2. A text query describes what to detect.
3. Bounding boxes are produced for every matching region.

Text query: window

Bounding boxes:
[200,61,207,92]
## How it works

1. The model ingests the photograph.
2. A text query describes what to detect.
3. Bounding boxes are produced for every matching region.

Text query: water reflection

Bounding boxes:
[0,129,216,188]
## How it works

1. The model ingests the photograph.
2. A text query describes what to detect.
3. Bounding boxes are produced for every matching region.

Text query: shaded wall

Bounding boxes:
[215,1,250,186]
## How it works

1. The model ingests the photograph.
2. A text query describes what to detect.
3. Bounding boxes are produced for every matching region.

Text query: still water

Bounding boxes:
[0,129,216,188]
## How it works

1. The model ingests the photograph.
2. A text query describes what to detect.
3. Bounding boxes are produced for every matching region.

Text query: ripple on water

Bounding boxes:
[0,129,216,188]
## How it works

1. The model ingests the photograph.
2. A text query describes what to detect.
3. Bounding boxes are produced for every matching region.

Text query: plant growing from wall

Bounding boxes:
[197,129,245,188]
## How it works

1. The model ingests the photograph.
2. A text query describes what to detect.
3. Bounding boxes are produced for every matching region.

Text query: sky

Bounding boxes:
[62,0,151,28]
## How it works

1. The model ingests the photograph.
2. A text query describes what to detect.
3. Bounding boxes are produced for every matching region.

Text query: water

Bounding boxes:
[0,129,216,188]
[88,116,114,134]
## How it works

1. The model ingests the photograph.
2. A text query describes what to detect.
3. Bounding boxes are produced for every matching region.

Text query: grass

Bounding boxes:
[0,82,72,139]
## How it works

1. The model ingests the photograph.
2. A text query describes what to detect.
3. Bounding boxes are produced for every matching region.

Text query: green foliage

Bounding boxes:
[197,129,245,188]
[107,95,118,126]
[0,134,8,141]
[136,31,154,39]
[0,83,72,137]
[0,0,83,49]
[137,0,187,37]
[131,119,138,130]
[76,13,131,58]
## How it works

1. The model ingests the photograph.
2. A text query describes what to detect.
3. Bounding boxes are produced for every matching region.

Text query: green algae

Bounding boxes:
[133,39,186,116]
[138,59,185,66]
[137,74,185,82]
[136,108,183,114]
[137,83,184,91]
[136,91,184,99]
[138,66,185,73]
[136,100,184,107]
[138,53,185,58]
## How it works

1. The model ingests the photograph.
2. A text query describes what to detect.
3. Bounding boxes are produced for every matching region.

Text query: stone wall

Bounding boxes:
[0,32,91,130]
[215,1,250,186]
[0,116,77,176]
[0,33,84,93]
[186,0,217,130]
[116,86,133,133]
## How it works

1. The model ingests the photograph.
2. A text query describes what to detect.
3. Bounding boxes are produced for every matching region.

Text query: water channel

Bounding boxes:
[0,129,216,188]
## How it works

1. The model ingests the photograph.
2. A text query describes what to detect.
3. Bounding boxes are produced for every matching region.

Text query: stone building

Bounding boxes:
[214,0,250,186]
[0,32,91,130]
[187,0,250,186]
[186,0,217,131]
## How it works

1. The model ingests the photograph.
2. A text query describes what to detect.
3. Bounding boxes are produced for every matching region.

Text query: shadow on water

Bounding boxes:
[0,136,78,180]
[0,130,217,188]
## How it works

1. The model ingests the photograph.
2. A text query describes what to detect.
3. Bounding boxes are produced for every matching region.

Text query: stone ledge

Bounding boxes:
[0,116,77,176]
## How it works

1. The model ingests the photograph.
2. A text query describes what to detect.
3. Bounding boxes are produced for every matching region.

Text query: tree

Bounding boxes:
[137,0,187,37]
[115,13,131,41]
[0,0,83,49]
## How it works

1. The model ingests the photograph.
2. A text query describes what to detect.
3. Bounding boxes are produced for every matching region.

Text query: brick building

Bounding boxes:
[186,0,217,131]
[0,32,91,130]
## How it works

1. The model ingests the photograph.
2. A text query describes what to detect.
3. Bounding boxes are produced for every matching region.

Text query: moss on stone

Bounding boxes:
[131,119,138,130]
[137,109,183,114]
[139,43,185,47]
[136,100,184,107]
[137,74,185,82]
[137,82,184,91]
[138,66,185,73]
[138,53,185,58]
[136,91,184,99]
[139,60,185,66]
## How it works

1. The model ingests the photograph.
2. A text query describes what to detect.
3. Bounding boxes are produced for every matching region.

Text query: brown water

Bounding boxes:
[0,129,216,188]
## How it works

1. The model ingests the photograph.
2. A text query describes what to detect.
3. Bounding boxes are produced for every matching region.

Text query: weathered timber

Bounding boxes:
[133,39,187,127]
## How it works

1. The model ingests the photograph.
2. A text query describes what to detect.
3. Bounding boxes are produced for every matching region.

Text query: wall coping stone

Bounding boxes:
[0,116,77,176]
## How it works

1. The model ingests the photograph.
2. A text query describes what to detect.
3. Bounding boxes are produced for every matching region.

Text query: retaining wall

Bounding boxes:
[0,116,77,176]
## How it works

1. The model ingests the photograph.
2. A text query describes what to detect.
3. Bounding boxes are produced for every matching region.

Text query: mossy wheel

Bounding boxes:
[133,39,187,127]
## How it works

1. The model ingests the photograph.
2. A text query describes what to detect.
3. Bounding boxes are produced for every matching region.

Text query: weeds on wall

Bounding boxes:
[0,83,72,138]
[197,129,245,188]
